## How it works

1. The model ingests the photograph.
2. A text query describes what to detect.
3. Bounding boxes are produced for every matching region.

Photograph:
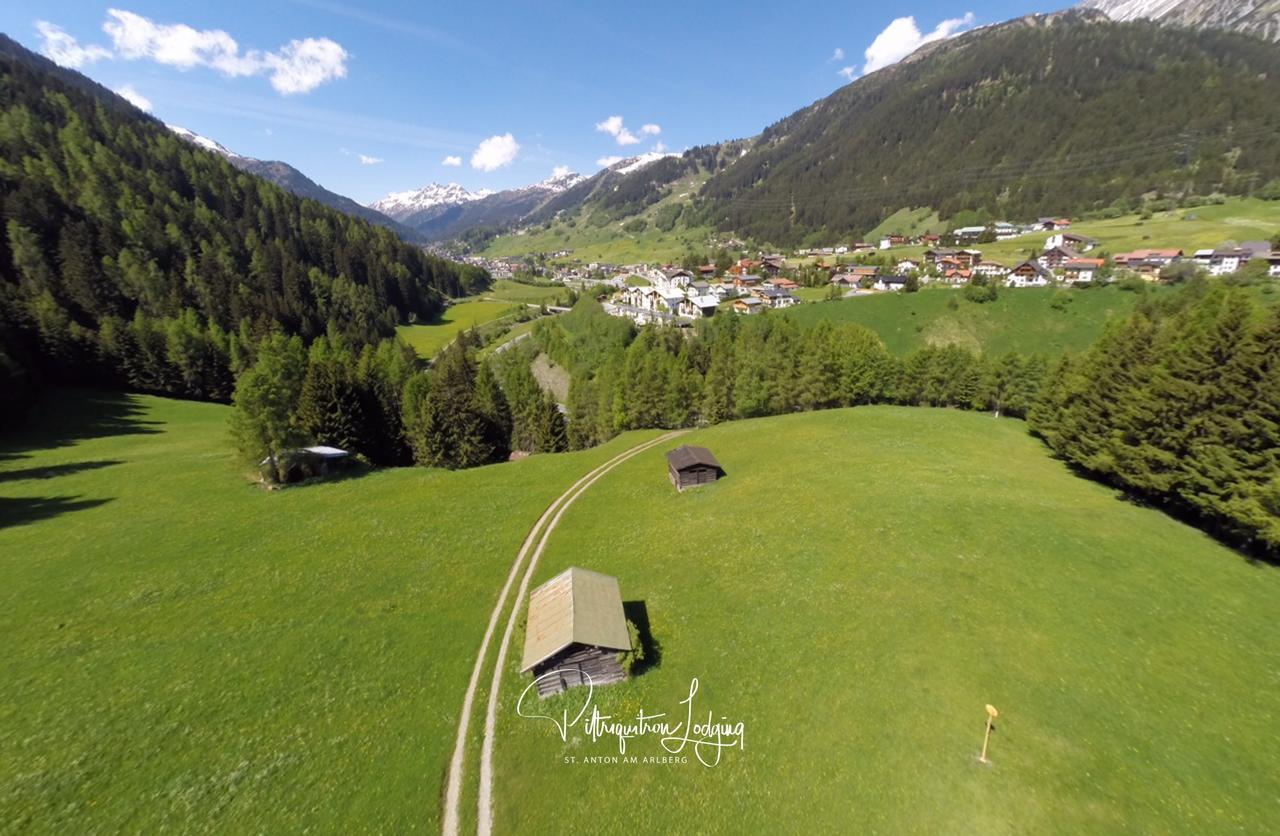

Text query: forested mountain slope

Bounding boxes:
[697,11,1280,244]
[0,34,487,413]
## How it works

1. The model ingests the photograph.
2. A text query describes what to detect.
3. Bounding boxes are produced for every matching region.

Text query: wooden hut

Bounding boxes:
[666,445,724,491]
[521,567,632,698]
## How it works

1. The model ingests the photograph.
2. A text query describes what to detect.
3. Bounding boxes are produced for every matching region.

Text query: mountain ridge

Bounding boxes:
[1082,0,1280,41]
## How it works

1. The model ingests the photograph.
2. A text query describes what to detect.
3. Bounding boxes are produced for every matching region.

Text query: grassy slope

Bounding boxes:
[0,391,659,832]
[888,198,1280,265]
[483,280,567,305]
[864,206,947,242]
[483,170,715,264]
[396,299,519,357]
[786,286,1147,356]
[492,407,1280,834]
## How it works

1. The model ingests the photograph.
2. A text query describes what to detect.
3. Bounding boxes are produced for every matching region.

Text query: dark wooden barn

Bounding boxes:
[521,567,632,698]
[666,445,724,491]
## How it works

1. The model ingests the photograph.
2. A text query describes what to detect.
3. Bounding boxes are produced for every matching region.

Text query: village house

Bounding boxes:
[942,268,973,285]
[1113,248,1183,268]
[678,294,720,318]
[712,281,737,300]
[1204,248,1250,276]
[955,249,982,269]
[1063,258,1106,284]
[993,222,1020,241]
[953,226,988,244]
[1035,217,1072,231]
[662,267,694,290]
[923,247,955,266]
[521,567,632,698]
[1007,260,1054,287]
[1269,254,1280,278]
[1046,232,1098,252]
[1038,246,1079,270]
[751,286,798,309]
[895,258,921,275]
[734,273,763,291]
[766,277,799,291]
[733,297,764,314]
[873,274,908,292]
[974,260,1010,279]
[920,233,941,246]
[760,255,786,276]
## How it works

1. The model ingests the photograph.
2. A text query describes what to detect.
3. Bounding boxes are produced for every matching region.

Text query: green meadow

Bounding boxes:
[787,286,1148,356]
[4,393,1279,833]
[492,407,1280,834]
[0,390,659,832]
[887,197,1280,265]
[483,280,568,306]
[396,299,520,357]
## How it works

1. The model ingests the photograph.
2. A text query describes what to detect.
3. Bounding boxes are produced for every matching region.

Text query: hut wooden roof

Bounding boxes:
[666,445,722,472]
[520,567,631,672]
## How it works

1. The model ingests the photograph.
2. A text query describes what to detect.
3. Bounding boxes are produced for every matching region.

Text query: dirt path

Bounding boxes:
[441,430,685,836]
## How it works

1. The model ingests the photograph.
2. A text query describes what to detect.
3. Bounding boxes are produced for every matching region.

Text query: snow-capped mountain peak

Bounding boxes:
[608,151,679,175]
[368,183,493,218]
[166,124,246,160]
[1080,0,1280,41]
[533,170,587,192]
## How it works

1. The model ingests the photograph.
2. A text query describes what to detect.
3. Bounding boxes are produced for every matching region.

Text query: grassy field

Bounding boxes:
[483,169,717,265]
[483,280,568,306]
[886,198,1280,266]
[865,206,947,242]
[0,391,660,832]
[396,299,520,357]
[491,407,1280,834]
[786,286,1149,356]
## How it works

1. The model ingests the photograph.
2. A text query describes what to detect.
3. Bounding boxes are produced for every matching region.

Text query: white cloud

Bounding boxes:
[114,84,152,111]
[862,12,976,75]
[596,155,623,168]
[442,155,462,166]
[552,165,571,178]
[837,66,858,82]
[595,114,640,146]
[653,141,667,153]
[262,37,348,94]
[830,47,845,62]
[358,153,383,165]
[35,21,112,68]
[99,9,347,95]
[640,123,661,136]
[470,133,519,171]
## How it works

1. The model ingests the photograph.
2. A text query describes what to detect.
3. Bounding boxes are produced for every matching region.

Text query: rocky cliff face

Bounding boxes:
[1082,0,1280,41]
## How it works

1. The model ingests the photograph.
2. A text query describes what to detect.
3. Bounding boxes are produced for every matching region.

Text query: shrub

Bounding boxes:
[618,619,645,676]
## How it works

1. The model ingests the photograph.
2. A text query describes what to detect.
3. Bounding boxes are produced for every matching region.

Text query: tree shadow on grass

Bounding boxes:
[0,460,123,483]
[623,600,662,677]
[0,495,114,530]
[0,389,162,459]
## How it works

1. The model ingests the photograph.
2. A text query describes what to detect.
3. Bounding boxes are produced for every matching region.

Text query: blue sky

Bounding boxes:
[3,1,1060,203]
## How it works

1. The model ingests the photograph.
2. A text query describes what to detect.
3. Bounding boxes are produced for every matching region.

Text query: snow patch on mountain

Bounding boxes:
[609,151,679,175]
[368,183,494,218]
[166,124,245,160]
[1081,0,1280,40]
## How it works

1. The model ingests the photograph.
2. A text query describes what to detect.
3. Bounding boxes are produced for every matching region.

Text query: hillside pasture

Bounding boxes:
[0,390,659,832]
[491,407,1280,834]
[786,286,1147,356]
[396,299,519,357]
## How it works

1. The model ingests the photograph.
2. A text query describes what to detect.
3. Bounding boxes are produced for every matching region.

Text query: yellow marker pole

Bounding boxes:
[979,704,999,764]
